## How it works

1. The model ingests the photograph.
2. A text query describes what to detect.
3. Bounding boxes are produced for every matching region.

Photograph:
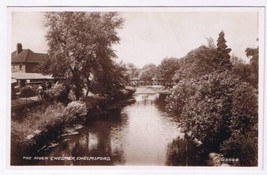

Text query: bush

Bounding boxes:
[166,136,201,166]
[220,82,258,166]
[44,83,70,103]
[11,102,65,144]
[166,78,198,116]
[45,83,65,97]
[230,82,258,133]
[166,70,258,165]
[220,128,257,166]
[20,86,36,98]
[11,100,88,145]
[81,95,107,110]
[64,101,88,121]
[179,71,239,150]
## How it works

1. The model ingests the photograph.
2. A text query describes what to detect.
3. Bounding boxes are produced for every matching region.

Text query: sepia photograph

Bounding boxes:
[9,7,262,168]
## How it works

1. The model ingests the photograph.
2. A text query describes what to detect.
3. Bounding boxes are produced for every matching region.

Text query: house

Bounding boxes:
[11,43,55,90]
[11,43,47,73]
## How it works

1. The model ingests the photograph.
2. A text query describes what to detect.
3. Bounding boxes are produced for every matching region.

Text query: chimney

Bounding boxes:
[16,43,22,55]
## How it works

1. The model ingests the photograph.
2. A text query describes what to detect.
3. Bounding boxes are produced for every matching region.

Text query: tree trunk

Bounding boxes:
[85,79,91,97]
[72,73,83,100]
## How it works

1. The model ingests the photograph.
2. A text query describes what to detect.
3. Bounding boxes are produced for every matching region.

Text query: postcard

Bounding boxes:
[2,2,267,175]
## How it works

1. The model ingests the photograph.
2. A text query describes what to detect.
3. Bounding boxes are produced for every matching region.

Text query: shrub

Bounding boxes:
[20,86,36,98]
[166,136,200,166]
[45,83,65,97]
[64,101,88,121]
[11,102,65,144]
[230,82,258,133]
[220,82,258,166]
[166,78,198,116]
[44,83,70,103]
[81,95,106,110]
[11,100,88,145]
[166,70,258,165]
[220,128,257,166]
[178,71,239,151]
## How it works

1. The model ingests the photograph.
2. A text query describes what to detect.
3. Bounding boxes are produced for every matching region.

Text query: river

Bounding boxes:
[19,87,191,166]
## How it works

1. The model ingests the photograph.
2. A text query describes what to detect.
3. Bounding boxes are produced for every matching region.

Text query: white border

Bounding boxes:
[1,1,266,175]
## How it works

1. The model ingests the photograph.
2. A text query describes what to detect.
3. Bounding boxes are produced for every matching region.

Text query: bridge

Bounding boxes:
[128,79,178,87]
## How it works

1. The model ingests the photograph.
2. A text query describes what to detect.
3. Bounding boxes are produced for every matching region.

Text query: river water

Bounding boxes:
[20,87,188,166]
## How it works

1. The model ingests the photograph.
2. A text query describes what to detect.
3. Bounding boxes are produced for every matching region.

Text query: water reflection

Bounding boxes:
[122,94,182,165]
[26,91,184,166]
[37,109,126,165]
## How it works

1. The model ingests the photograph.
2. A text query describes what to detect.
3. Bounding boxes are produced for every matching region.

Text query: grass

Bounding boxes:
[11,101,87,145]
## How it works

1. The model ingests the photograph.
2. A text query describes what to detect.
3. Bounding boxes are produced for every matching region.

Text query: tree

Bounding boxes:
[166,78,198,116]
[125,63,140,80]
[205,37,216,49]
[220,82,258,166]
[212,31,232,71]
[139,64,157,83]
[41,12,124,100]
[166,35,258,165]
[157,57,179,87]
[169,71,239,151]
[167,69,258,165]
[91,61,129,97]
[172,45,216,82]
[232,61,252,84]
[245,47,259,88]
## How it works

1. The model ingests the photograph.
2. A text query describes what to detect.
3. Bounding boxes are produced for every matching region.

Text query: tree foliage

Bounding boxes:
[245,47,259,88]
[232,60,252,85]
[172,45,216,82]
[139,64,158,82]
[181,71,238,149]
[90,61,129,97]
[212,31,232,71]
[126,63,140,80]
[166,32,258,166]
[167,70,258,165]
[41,12,124,99]
[156,57,180,87]
[220,82,258,166]
[166,78,198,116]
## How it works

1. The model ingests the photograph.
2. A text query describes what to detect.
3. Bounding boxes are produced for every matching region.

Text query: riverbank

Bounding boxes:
[13,90,184,166]
[11,87,136,165]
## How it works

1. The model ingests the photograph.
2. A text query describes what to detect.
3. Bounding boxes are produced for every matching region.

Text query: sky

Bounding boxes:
[11,10,259,68]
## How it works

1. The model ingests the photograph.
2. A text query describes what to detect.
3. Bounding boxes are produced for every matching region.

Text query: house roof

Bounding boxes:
[11,49,48,63]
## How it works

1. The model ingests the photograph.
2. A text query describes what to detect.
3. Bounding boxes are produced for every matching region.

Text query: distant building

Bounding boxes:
[11,43,47,73]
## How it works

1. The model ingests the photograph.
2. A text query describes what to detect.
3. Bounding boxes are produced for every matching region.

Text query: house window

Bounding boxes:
[19,64,22,70]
